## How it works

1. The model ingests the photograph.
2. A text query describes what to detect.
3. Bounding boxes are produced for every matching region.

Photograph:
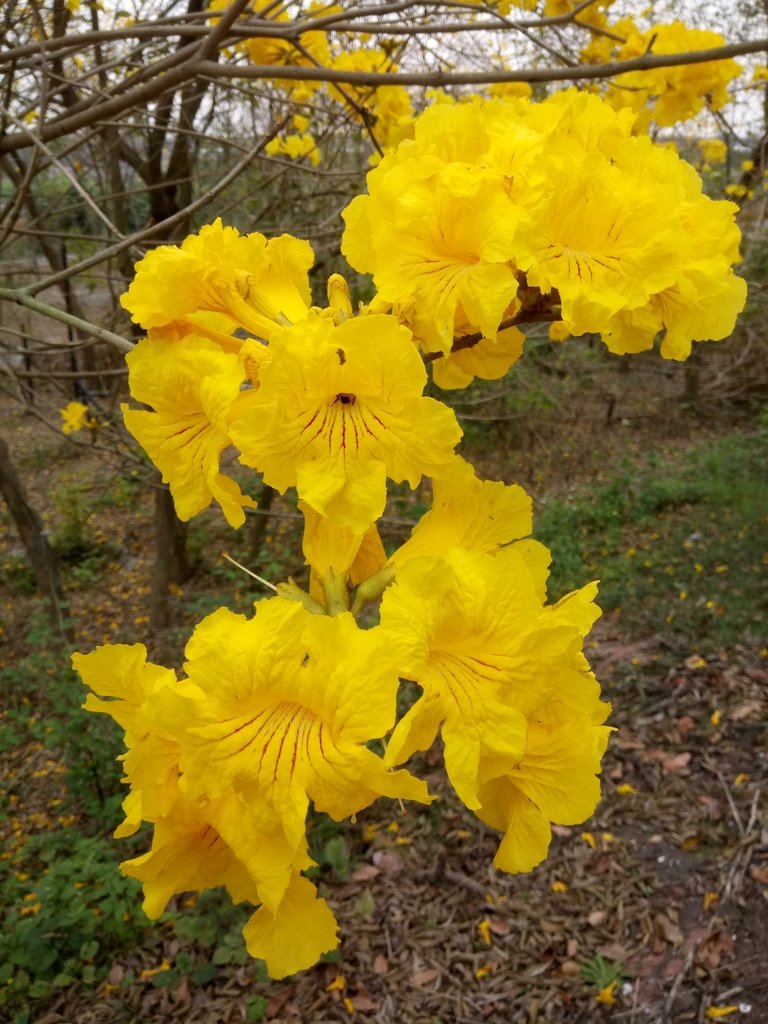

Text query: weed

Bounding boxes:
[579,953,625,994]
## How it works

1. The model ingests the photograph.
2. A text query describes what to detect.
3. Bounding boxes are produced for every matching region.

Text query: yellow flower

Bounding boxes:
[548,321,572,343]
[381,547,609,871]
[606,22,740,127]
[230,312,461,532]
[242,872,339,979]
[79,599,430,978]
[121,219,313,342]
[300,502,386,607]
[431,325,525,390]
[122,799,255,918]
[173,599,429,829]
[60,400,92,434]
[342,135,522,360]
[266,132,321,167]
[73,643,183,835]
[388,458,536,571]
[517,154,679,335]
[697,139,728,164]
[122,336,256,527]
[138,961,171,980]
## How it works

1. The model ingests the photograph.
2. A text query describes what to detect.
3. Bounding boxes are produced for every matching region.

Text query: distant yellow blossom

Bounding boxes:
[698,138,727,164]
[60,401,94,434]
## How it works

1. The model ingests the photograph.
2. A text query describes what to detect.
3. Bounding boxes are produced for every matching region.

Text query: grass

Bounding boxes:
[535,428,768,648]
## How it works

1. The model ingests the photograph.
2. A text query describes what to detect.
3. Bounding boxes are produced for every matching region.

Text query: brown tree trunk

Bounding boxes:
[149,482,188,632]
[0,432,73,643]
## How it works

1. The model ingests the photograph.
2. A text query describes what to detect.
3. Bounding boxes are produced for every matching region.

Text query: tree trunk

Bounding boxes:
[0,432,73,643]
[149,482,188,631]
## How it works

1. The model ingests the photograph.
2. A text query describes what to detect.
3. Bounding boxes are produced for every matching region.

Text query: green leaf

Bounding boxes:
[245,994,268,1022]
[191,964,217,986]
[80,940,99,960]
[354,888,375,918]
[52,972,76,988]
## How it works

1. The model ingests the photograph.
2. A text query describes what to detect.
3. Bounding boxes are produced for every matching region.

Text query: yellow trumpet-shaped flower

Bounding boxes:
[120,797,256,918]
[380,547,609,871]
[76,598,431,977]
[73,643,183,836]
[516,154,679,335]
[342,159,521,358]
[122,335,255,528]
[389,458,535,569]
[121,218,313,342]
[230,312,462,532]
[169,600,430,841]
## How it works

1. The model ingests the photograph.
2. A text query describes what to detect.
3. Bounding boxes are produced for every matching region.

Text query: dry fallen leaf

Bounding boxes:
[654,912,684,946]
[371,849,405,875]
[373,954,389,975]
[350,991,380,1011]
[410,968,439,987]
[596,942,628,961]
[674,715,696,739]
[695,929,735,970]
[732,699,763,720]
[559,959,581,977]
[488,916,511,937]
[662,751,692,774]
[349,864,380,882]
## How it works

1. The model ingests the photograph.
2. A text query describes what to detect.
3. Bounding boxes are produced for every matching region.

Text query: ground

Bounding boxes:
[0,340,766,1024]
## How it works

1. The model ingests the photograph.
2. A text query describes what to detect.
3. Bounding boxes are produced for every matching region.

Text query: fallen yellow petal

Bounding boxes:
[705,1007,739,1019]
[139,961,171,980]
[595,980,617,1005]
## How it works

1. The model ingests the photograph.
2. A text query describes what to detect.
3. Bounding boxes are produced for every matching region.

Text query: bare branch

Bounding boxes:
[0,287,133,353]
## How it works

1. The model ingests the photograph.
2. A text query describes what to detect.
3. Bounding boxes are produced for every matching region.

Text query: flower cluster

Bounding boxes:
[74,88,745,978]
[342,89,746,384]
[73,604,430,978]
[59,400,95,434]
[598,21,741,131]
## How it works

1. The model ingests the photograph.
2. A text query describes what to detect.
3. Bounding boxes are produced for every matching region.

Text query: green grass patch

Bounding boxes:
[536,429,768,647]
